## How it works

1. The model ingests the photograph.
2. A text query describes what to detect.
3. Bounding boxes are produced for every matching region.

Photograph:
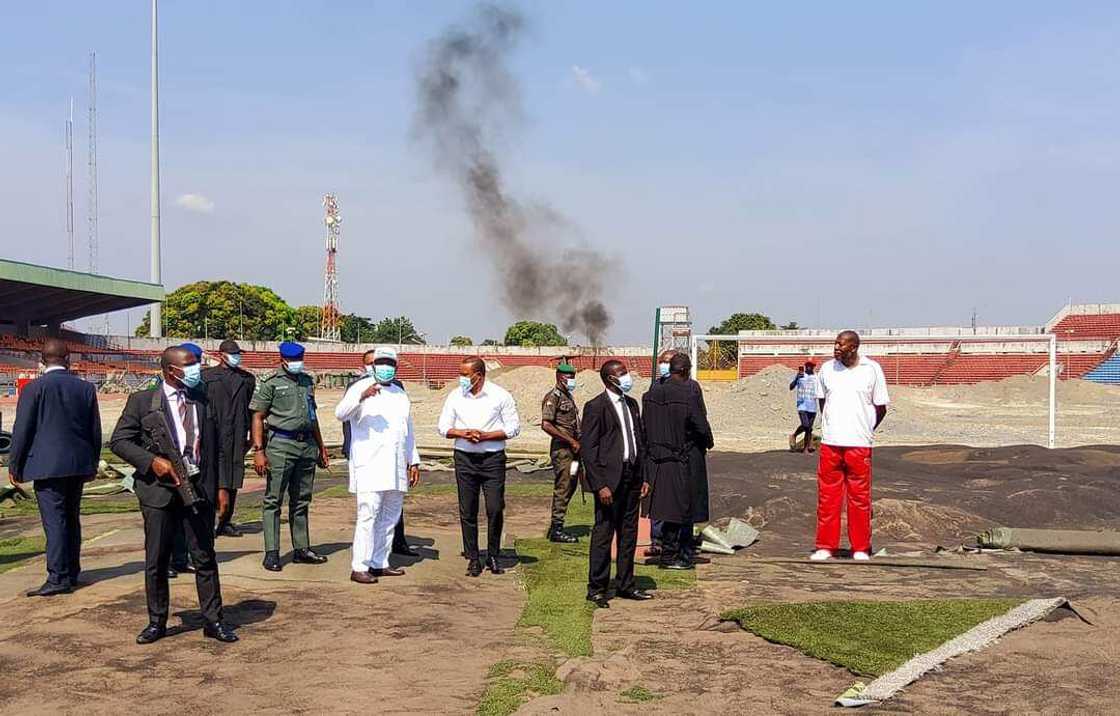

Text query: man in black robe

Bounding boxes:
[643,352,714,569]
[202,339,256,537]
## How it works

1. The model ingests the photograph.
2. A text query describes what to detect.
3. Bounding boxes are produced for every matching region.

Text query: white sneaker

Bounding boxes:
[809,549,833,561]
[852,551,871,561]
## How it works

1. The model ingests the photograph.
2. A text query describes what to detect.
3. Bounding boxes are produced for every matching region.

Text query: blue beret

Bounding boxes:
[279,341,305,359]
[180,342,204,359]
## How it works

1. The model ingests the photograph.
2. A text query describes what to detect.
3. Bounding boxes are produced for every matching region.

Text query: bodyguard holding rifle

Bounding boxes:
[110,346,236,644]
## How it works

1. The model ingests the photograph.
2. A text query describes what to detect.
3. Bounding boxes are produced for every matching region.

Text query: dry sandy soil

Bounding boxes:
[18,364,1114,458]
[1,446,1117,714]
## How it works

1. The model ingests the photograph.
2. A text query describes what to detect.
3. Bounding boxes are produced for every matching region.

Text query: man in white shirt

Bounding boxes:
[811,331,889,562]
[438,357,521,577]
[335,348,420,585]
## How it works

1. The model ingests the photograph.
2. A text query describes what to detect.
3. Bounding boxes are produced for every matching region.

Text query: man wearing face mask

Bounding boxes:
[540,362,582,543]
[438,357,521,577]
[250,341,331,572]
[335,348,421,584]
[109,346,236,644]
[202,339,256,537]
[581,360,651,607]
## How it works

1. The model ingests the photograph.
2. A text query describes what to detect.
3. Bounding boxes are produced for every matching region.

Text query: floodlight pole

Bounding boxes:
[149,0,163,337]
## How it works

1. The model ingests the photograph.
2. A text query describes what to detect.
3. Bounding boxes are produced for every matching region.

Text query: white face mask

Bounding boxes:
[225,353,242,368]
[617,372,634,394]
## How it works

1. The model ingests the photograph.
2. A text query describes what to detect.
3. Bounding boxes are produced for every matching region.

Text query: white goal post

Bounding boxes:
[690,333,1058,449]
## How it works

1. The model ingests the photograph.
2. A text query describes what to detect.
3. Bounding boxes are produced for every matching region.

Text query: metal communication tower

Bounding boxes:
[319,194,342,342]
[65,98,75,270]
[88,52,99,276]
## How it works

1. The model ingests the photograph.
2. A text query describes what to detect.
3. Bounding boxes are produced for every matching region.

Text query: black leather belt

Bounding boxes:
[268,427,314,442]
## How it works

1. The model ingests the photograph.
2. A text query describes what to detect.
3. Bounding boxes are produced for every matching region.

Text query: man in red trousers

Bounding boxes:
[811,330,889,561]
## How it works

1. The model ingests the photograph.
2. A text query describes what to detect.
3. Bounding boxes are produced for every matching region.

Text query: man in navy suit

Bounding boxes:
[8,338,101,597]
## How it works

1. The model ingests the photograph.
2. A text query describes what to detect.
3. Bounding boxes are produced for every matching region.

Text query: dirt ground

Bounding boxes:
[1,447,1117,714]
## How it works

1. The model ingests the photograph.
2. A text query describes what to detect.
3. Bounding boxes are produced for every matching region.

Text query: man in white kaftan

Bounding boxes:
[334,348,420,584]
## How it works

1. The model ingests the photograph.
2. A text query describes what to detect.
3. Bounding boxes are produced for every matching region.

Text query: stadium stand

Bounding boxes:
[1084,354,1120,384]
[1051,313,1120,340]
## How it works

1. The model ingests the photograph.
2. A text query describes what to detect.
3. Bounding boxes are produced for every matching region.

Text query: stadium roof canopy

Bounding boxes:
[0,259,164,327]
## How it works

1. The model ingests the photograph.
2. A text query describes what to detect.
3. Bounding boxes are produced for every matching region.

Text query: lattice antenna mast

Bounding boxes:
[88,51,99,276]
[320,194,342,341]
[66,98,75,269]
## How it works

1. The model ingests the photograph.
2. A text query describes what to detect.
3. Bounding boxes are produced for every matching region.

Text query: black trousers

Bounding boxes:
[33,477,84,586]
[453,450,506,561]
[140,499,223,626]
[588,463,641,596]
[659,521,693,564]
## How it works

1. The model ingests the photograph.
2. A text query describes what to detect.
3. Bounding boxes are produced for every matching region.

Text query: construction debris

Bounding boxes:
[976,527,1120,556]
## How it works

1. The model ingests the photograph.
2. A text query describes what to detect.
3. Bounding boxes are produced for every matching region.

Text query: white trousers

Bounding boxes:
[351,490,405,573]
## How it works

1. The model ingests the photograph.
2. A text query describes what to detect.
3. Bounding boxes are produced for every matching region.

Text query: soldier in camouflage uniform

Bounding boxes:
[540,363,582,543]
[250,341,330,572]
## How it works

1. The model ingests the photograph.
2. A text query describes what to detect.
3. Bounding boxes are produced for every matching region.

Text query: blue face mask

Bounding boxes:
[459,375,474,393]
[374,364,397,383]
[284,360,304,374]
[179,363,202,389]
[617,372,634,394]
[225,353,242,368]
[565,378,577,391]
[658,362,671,378]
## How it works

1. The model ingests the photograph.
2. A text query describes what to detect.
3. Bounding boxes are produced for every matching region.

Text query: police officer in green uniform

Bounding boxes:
[250,341,330,572]
[540,363,582,543]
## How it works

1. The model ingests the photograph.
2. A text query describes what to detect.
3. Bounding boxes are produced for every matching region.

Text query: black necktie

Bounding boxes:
[177,391,197,463]
[620,396,635,464]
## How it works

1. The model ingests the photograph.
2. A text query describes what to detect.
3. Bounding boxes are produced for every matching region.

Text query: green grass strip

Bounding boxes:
[477,660,563,716]
[0,535,46,574]
[618,685,664,703]
[722,599,1024,677]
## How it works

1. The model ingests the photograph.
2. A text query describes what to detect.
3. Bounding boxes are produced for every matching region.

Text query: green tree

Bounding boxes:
[340,314,378,343]
[372,316,425,345]
[450,335,473,347]
[503,321,568,347]
[135,281,297,340]
[702,312,778,369]
[293,305,321,340]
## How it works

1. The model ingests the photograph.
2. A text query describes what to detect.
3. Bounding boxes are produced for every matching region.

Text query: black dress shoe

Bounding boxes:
[216,522,243,538]
[466,559,482,577]
[262,551,282,572]
[659,559,695,571]
[136,623,166,644]
[291,548,328,565]
[172,562,197,575]
[586,592,610,608]
[486,557,505,575]
[547,528,579,544]
[165,566,179,579]
[616,589,654,601]
[369,567,406,577]
[25,581,71,598]
[392,543,420,558]
[203,622,239,643]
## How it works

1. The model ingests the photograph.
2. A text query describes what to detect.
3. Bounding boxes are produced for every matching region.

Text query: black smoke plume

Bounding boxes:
[413,4,613,345]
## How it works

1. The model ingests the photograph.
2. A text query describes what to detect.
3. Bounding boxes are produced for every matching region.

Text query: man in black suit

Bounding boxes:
[580,360,653,608]
[202,339,256,537]
[110,346,237,644]
[8,338,101,597]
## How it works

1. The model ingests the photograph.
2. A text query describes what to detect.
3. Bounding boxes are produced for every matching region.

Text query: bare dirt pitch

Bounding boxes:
[1,447,1118,714]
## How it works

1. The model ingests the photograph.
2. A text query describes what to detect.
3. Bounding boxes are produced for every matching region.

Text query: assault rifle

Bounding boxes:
[141,390,203,513]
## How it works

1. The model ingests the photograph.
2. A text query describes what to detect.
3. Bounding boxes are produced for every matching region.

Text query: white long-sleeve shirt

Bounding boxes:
[437,379,521,453]
[335,378,420,494]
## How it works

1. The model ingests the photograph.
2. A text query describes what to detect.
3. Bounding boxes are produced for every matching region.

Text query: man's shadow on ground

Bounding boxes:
[169,598,277,636]
[75,550,258,587]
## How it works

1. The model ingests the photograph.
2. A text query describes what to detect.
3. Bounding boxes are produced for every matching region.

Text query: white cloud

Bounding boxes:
[175,193,215,214]
[570,65,602,95]
[628,66,649,86]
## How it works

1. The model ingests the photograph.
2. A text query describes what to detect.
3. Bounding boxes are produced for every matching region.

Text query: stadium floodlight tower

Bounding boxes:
[319,194,342,342]
[651,305,691,372]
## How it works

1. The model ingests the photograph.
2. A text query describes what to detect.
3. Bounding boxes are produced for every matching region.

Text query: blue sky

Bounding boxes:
[2,1,1119,343]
